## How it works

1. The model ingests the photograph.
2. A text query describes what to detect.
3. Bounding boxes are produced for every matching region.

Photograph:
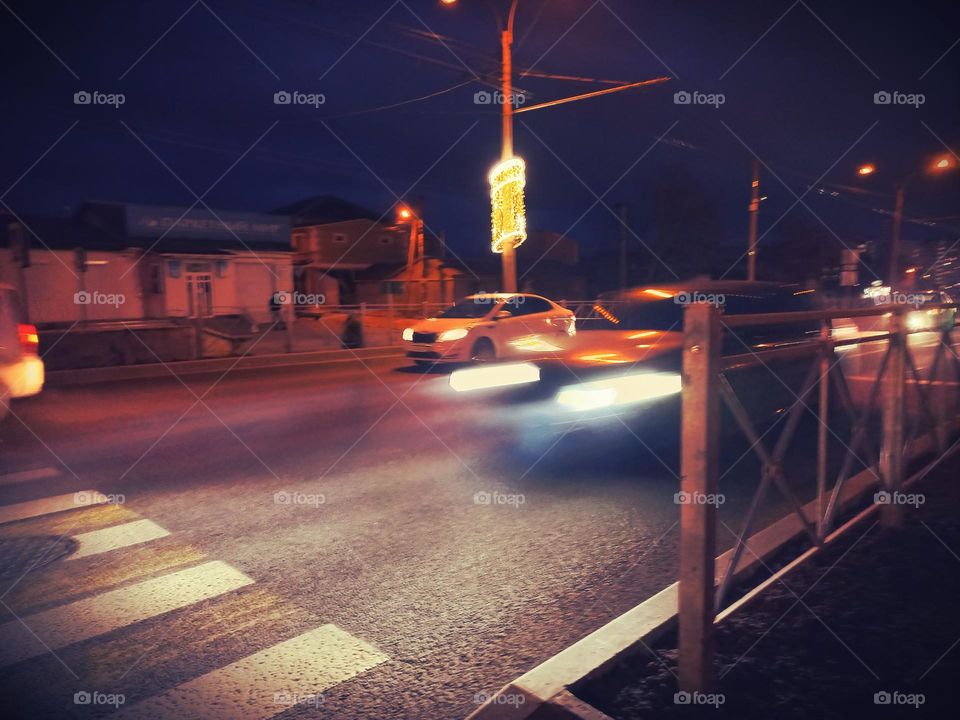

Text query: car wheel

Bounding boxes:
[471,339,496,363]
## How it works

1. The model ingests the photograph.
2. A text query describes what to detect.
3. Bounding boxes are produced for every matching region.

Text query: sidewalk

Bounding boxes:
[574,455,960,719]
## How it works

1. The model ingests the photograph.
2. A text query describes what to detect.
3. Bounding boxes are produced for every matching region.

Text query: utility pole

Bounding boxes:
[747,159,760,282]
[499,1,519,293]
[617,203,629,291]
[889,185,905,288]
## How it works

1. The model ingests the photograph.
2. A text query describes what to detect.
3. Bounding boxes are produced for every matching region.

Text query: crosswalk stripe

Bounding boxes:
[68,519,170,560]
[0,503,140,543]
[114,624,389,720]
[1,544,207,618]
[0,560,253,667]
[0,490,108,525]
[0,466,60,486]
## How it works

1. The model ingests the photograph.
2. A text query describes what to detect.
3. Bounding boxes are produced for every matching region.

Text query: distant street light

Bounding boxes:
[856,155,956,286]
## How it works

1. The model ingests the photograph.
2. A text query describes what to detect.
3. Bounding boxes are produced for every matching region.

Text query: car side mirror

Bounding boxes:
[494,310,512,320]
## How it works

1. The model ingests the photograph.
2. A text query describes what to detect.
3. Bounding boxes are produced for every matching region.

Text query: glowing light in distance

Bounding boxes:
[489,157,527,253]
[556,372,682,411]
[450,362,541,392]
[402,327,414,341]
[857,164,875,176]
[438,328,469,342]
[642,288,673,299]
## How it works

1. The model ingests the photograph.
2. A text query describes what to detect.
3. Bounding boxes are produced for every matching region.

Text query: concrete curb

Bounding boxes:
[467,452,896,720]
[45,346,405,386]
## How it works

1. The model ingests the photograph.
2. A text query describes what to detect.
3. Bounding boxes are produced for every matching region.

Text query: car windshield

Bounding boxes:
[438,299,497,319]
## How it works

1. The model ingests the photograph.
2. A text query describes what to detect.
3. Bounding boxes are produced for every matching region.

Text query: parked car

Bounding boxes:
[402,293,575,365]
[0,283,43,420]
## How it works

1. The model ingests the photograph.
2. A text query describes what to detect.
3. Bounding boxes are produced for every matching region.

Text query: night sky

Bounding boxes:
[1,0,958,271]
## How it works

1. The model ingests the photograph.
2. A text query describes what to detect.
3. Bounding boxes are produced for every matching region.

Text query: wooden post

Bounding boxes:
[880,308,906,527]
[678,302,720,691]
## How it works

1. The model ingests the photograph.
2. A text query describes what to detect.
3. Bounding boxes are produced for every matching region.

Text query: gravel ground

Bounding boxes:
[576,456,960,719]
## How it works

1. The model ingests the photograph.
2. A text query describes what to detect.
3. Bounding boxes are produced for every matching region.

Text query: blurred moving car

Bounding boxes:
[446,281,821,449]
[0,283,43,420]
[402,293,575,365]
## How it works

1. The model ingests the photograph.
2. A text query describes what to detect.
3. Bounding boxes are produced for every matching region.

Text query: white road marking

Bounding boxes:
[0,561,253,667]
[68,519,170,560]
[0,466,60,486]
[114,624,389,720]
[0,490,107,525]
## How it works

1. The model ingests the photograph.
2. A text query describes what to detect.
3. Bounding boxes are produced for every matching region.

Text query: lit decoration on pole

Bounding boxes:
[489,156,527,253]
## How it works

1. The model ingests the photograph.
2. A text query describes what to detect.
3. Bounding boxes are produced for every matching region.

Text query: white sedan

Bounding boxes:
[403,293,575,365]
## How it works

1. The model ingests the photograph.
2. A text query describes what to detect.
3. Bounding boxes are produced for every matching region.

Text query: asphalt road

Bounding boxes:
[0,348,902,719]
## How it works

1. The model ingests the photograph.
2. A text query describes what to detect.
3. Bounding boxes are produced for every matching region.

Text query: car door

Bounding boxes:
[508,297,557,340]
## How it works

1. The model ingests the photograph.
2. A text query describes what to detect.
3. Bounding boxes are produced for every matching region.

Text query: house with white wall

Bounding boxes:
[0,202,294,327]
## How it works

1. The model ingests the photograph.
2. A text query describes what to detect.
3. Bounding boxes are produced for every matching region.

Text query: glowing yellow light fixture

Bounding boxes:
[857,164,875,176]
[489,157,527,253]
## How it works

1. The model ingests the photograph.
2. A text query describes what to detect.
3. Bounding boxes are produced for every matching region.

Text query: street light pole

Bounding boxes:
[857,156,955,289]
[889,184,905,288]
[747,159,760,282]
[499,0,520,292]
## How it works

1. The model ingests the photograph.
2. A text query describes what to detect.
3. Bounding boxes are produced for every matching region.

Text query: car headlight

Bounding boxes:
[450,362,540,392]
[556,372,681,411]
[402,327,414,341]
[438,328,469,342]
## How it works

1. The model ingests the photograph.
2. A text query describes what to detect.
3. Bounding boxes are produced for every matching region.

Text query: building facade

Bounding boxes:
[0,203,294,326]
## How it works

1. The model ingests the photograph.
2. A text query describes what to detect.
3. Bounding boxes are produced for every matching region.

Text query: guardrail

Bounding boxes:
[677,302,960,691]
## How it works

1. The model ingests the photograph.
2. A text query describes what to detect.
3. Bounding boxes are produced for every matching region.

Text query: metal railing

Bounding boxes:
[677,302,960,691]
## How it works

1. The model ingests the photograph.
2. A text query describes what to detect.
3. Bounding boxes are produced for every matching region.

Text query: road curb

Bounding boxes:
[45,346,405,386]
[467,448,901,720]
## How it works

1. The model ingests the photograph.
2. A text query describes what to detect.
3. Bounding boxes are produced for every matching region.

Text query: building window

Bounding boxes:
[149,264,163,294]
[216,260,228,278]
[168,260,181,278]
[333,233,347,243]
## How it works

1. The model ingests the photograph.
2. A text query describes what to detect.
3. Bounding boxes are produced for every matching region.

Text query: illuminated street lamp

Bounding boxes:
[396,203,424,303]
[443,0,526,292]
[856,155,956,286]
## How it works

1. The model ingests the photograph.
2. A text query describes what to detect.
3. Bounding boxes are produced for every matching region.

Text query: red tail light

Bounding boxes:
[18,324,39,355]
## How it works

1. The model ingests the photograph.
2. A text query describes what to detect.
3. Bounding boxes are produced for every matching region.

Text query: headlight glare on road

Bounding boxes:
[402,327,414,341]
[555,372,682,411]
[450,362,541,392]
[439,328,469,342]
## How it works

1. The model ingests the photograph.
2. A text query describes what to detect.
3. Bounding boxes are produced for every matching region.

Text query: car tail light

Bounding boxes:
[18,324,39,355]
